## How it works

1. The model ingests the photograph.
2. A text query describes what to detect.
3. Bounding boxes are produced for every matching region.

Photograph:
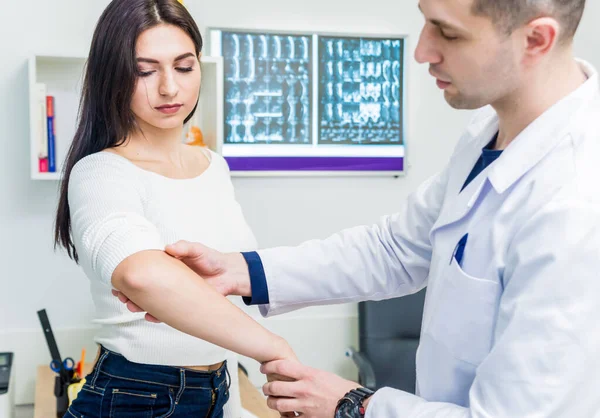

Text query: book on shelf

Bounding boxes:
[34,83,49,172]
[46,95,56,173]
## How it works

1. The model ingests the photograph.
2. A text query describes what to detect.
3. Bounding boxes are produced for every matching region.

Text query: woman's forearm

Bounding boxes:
[111,250,292,364]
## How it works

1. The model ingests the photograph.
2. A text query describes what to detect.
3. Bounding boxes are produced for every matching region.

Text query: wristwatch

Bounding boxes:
[334,387,375,418]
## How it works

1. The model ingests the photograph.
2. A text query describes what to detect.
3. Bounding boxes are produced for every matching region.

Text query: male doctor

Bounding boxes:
[117,0,600,416]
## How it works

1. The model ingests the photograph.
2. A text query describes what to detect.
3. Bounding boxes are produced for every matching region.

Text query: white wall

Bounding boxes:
[1,0,599,405]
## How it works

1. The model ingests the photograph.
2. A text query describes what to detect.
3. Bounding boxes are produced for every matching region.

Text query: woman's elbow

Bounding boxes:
[111,252,160,293]
[112,265,143,294]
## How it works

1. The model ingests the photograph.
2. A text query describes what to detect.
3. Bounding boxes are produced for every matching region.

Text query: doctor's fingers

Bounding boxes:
[144,312,161,323]
[111,290,143,313]
[261,359,309,381]
[268,373,296,383]
[113,290,143,314]
[263,379,306,398]
[111,290,161,322]
[112,289,129,303]
[126,300,144,313]
[266,396,303,415]
[126,300,161,322]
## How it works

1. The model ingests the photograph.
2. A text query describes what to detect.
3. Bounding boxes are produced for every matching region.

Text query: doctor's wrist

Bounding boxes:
[335,387,375,418]
[361,396,372,411]
[226,252,252,297]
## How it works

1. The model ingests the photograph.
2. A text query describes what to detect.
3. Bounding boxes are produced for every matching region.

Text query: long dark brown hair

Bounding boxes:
[54,0,203,262]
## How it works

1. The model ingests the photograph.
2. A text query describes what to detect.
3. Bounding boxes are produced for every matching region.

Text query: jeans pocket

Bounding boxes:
[109,388,157,418]
[64,406,84,418]
[82,372,111,396]
[65,377,109,417]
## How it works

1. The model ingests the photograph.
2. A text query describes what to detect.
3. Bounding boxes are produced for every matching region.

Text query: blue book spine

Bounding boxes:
[47,116,56,172]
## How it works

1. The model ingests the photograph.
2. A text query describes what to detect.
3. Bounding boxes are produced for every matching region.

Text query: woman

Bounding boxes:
[53,0,295,416]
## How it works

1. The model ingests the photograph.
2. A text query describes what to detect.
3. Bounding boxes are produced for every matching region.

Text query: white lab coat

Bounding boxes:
[257,60,600,417]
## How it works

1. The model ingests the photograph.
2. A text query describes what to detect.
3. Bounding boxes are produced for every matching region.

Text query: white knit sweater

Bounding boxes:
[68,150,258,417]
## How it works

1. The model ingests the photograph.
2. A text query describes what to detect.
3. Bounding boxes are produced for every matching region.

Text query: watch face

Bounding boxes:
[336,401,359,418]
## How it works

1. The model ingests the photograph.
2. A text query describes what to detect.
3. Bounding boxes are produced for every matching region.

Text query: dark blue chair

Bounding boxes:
[347,289,426,393]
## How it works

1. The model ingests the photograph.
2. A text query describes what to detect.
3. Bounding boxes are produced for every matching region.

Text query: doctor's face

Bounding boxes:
[415,0,522,110]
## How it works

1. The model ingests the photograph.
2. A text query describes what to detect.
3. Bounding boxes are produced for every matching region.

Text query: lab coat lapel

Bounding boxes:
[432,59,598,232]
[488,62,599,194]
[432,114,499,233]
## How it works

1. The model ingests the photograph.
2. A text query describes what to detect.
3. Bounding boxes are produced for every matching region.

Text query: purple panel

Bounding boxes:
[224,156,403,172]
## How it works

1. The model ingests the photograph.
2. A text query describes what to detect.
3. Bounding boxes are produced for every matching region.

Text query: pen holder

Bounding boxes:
[54,370,76,417]
[54,375,69,417]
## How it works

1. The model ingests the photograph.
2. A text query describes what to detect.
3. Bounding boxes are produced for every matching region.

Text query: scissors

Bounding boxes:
[50,357,75,374]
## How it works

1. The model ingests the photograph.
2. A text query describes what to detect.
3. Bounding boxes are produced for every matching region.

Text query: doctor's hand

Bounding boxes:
[164,240,251,297]
[112,240,252,322]
[261,359,362,418]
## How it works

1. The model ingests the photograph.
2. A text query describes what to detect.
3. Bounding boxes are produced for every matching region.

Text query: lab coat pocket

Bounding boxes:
[428,258,501,366]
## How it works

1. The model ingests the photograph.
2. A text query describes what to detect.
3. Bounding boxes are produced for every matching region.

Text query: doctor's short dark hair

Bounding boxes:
[472,0,586,42]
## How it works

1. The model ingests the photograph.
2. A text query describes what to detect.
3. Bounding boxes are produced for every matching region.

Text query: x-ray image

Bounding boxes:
[318,36,404,145]
[222,31,312,144]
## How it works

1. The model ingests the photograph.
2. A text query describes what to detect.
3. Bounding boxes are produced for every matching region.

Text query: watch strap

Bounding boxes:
[335,387,375,418]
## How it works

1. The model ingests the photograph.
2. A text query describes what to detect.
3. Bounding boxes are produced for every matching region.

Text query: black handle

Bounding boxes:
[37,309,69,383]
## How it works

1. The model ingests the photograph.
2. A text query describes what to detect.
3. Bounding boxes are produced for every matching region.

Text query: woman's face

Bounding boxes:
[131,24,201,130]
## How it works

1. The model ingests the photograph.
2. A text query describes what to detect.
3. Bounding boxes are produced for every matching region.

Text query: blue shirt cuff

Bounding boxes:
[241,251,270,306]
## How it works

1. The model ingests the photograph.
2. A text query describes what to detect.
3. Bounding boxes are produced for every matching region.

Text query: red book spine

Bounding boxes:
[39,158,49,173]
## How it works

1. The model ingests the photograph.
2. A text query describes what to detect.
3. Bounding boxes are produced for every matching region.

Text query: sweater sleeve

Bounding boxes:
[68,154,165,287]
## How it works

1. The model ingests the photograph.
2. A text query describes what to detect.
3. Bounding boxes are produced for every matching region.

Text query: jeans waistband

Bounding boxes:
[93,346,229,390]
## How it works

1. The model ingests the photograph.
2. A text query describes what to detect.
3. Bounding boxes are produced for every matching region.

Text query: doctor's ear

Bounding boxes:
[522,17,560,59]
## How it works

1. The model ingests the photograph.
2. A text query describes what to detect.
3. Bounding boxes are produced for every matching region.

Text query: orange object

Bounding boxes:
[46,96,54,117]
[76,348,86,379]
[186,125,206,147]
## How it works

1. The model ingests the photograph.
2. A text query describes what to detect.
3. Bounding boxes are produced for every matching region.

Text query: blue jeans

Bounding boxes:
[65,346,230,417]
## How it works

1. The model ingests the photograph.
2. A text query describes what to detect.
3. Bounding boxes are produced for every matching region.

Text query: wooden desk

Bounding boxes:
[34,365,83,418]
[34,365,278,418]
